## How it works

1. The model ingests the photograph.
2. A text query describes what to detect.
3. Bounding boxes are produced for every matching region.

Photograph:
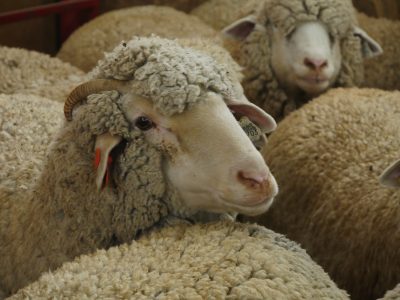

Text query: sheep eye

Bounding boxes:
[135,116,154,131]
[329,33,335,45]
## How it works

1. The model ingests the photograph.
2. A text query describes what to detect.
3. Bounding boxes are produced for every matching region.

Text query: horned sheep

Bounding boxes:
[9,222,349,299]
[0,46,85,102]
[0,36,278,297]
[57,5,222,72]
[248,88,400,300]
[192,0,384,121]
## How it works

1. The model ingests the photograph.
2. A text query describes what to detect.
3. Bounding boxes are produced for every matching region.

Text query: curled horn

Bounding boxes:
[64,79,126,121]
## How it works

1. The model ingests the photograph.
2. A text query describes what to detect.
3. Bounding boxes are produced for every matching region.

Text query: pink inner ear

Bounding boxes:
[228,103,277,133]
[223,18,256,41]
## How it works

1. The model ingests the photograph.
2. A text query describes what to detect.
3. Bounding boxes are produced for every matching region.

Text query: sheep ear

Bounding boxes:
[379,159,400,188]
[353,26,383,59]
[222,15,257,41]
[94,133,122,190]
[228,102,277,133]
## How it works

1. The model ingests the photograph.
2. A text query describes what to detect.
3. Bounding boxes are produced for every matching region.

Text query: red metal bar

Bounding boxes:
[0,0,99,25]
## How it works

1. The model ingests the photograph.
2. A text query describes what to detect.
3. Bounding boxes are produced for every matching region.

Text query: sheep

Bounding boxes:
[8,221,349,299]
[379,284,400,300]
[192,2,400,93]
[0,36,279,297]
[192,0,383,121]
[357,13,400,91]
[0,46,86,102]
[57,5,221,72]
[246,88,400,300]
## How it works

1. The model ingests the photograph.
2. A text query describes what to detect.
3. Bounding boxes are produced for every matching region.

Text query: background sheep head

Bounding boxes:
[222,0,382,119]
[65,37,278,236]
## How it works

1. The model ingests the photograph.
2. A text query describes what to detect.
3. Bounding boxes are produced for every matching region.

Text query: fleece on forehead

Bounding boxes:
[90,36,237,116]
[260,0,357,37]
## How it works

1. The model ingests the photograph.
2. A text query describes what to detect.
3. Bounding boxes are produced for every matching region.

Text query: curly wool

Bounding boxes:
[0,94,63,195]
[9,221,349,300]
[250,88,400,300]
[90,36,239,116]
[0,47,85,102]
[234,0,364,120]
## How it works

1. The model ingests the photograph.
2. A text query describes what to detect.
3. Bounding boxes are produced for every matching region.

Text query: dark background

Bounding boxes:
[0,0,398,56]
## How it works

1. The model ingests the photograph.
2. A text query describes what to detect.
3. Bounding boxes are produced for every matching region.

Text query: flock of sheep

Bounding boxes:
[0,0,399,299]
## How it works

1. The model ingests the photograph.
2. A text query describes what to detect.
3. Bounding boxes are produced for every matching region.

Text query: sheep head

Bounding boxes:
[221,0,382,118]
[64,37,278,227]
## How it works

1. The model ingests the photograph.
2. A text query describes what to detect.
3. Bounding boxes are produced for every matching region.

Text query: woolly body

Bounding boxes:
[250,88,400,300]
[0,47,85,102]
[0,36,277,296]
[0,94,63,194]
[191,0,260,30]
[57,6,220,72]
[9,222,349,299]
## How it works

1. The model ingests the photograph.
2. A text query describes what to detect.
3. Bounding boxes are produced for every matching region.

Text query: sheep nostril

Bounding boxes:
[304,57,328,71]
[237,170,268,189]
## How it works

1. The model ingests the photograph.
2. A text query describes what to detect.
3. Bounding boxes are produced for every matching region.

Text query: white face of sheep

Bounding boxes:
[269,21,341,96]
[64,80,279,216]
[222,16,383,97]
[119,93,278,216]
[379,159,400,188]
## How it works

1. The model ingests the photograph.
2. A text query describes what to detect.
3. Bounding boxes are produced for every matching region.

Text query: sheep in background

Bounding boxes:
[0,36,278,297]
[192,0,383,121]
[191,0,259,30]
[0,46,86,102]
[9,221,349,299]
[358,13,400,91]
[57,5,220,72]
[247,88,400,300]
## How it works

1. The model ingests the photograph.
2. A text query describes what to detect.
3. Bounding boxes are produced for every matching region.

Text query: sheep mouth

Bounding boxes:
[296,75,330,95]
[219,196,274,216]
[297,75,329,85]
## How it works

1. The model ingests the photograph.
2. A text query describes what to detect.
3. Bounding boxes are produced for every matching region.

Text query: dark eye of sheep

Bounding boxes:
[135,116,154,131]
[329,33,335,46]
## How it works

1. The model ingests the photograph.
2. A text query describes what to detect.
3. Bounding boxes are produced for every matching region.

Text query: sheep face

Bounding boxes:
[118,92,278,217]
[270,21,341,97]
[222,5,383,104]
[379,159,400,188]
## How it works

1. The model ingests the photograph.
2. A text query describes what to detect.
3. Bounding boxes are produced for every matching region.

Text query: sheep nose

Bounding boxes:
[304,57,328,71]
[237,170,269,191]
